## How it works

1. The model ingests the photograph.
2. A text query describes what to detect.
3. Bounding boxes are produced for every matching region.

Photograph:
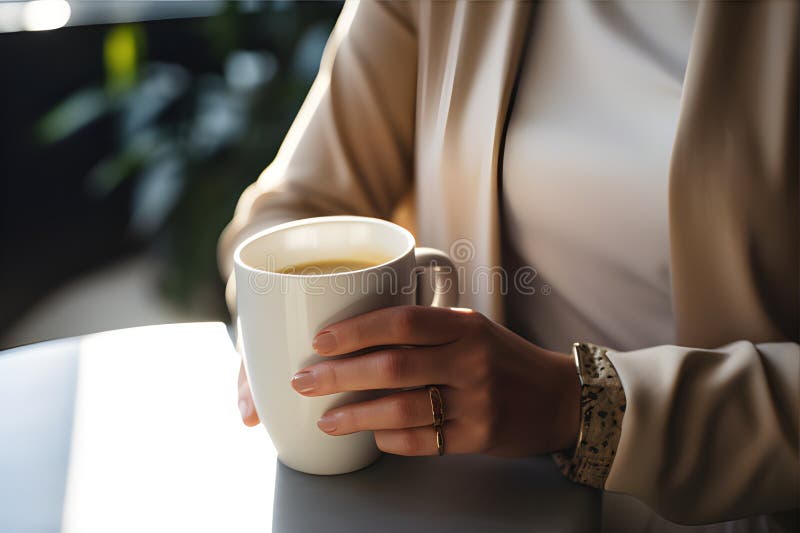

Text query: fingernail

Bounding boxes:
[291,370,317,393]
[313,331,337,354]
[317,414,337,433]
[239,399,252,419]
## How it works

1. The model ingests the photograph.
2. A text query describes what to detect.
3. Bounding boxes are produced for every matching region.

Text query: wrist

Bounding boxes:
[553,351,581,452]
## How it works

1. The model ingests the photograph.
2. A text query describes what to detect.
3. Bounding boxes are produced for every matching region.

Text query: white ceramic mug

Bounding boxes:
[234,216,459,475]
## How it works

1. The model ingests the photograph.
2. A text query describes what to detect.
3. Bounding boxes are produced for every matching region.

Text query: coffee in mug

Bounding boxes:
[276,257,391,275]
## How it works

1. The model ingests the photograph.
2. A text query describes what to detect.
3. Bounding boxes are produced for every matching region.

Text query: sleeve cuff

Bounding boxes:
[553,342,627,488]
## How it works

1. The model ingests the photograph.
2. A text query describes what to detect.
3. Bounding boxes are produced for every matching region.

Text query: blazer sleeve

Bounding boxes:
[217,0,417,285]
[604,340,799,525]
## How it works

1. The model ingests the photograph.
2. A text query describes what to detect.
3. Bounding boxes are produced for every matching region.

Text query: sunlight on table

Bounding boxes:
[60,323,277,533]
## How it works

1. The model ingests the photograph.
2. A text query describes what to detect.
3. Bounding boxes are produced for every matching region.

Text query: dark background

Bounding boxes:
[0,1,343,346]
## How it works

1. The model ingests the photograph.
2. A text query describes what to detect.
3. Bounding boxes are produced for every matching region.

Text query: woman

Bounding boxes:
[219,1,798,530]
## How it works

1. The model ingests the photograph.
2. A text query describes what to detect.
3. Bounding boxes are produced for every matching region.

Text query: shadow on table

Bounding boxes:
[273,452,600,533]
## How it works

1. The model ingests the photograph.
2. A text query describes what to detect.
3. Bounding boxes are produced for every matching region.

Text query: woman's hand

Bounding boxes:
[285,305,580,457]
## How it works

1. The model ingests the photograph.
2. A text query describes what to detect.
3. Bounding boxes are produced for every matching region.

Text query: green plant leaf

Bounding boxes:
[34,87,112,144]
[86,128,168,196]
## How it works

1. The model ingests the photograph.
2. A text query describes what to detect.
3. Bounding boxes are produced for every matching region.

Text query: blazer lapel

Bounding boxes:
[416,0,533,321]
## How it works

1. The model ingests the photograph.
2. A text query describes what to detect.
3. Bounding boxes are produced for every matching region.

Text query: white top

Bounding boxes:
[502,1,697,353]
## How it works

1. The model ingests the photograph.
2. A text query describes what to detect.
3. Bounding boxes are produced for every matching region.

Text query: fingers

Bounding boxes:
[317,387,458,435]
[238,361,260,427]
[313,306,479,356]
[291,346,451,395]
[317,386,490,456]
[374,420,480,456]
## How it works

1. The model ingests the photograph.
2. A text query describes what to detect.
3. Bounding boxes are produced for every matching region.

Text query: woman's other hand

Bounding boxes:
[291,306,580,457]
[238,361,260,427]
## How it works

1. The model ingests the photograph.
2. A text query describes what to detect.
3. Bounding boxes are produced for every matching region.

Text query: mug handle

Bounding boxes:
[414,247,460,308]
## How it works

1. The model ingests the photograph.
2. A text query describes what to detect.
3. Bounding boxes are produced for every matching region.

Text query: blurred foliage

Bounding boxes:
[36,1,342,313]
[104,24,146,93]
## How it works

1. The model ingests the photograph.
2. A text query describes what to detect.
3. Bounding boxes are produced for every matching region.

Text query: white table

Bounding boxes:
[0,323,599,532]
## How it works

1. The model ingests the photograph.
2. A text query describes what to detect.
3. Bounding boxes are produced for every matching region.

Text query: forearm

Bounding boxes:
[607,341,799,524]
[558,340,799,525]
[217,0,417,283]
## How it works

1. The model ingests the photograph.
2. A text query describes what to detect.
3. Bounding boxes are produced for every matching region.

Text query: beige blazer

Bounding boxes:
[219,1,798,525]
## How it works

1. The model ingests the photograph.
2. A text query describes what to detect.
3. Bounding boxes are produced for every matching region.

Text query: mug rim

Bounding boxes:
[233,215,417,278]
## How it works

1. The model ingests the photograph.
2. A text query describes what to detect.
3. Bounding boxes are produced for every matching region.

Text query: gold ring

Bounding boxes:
[434,424,445,456]
[428,385,445,426]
